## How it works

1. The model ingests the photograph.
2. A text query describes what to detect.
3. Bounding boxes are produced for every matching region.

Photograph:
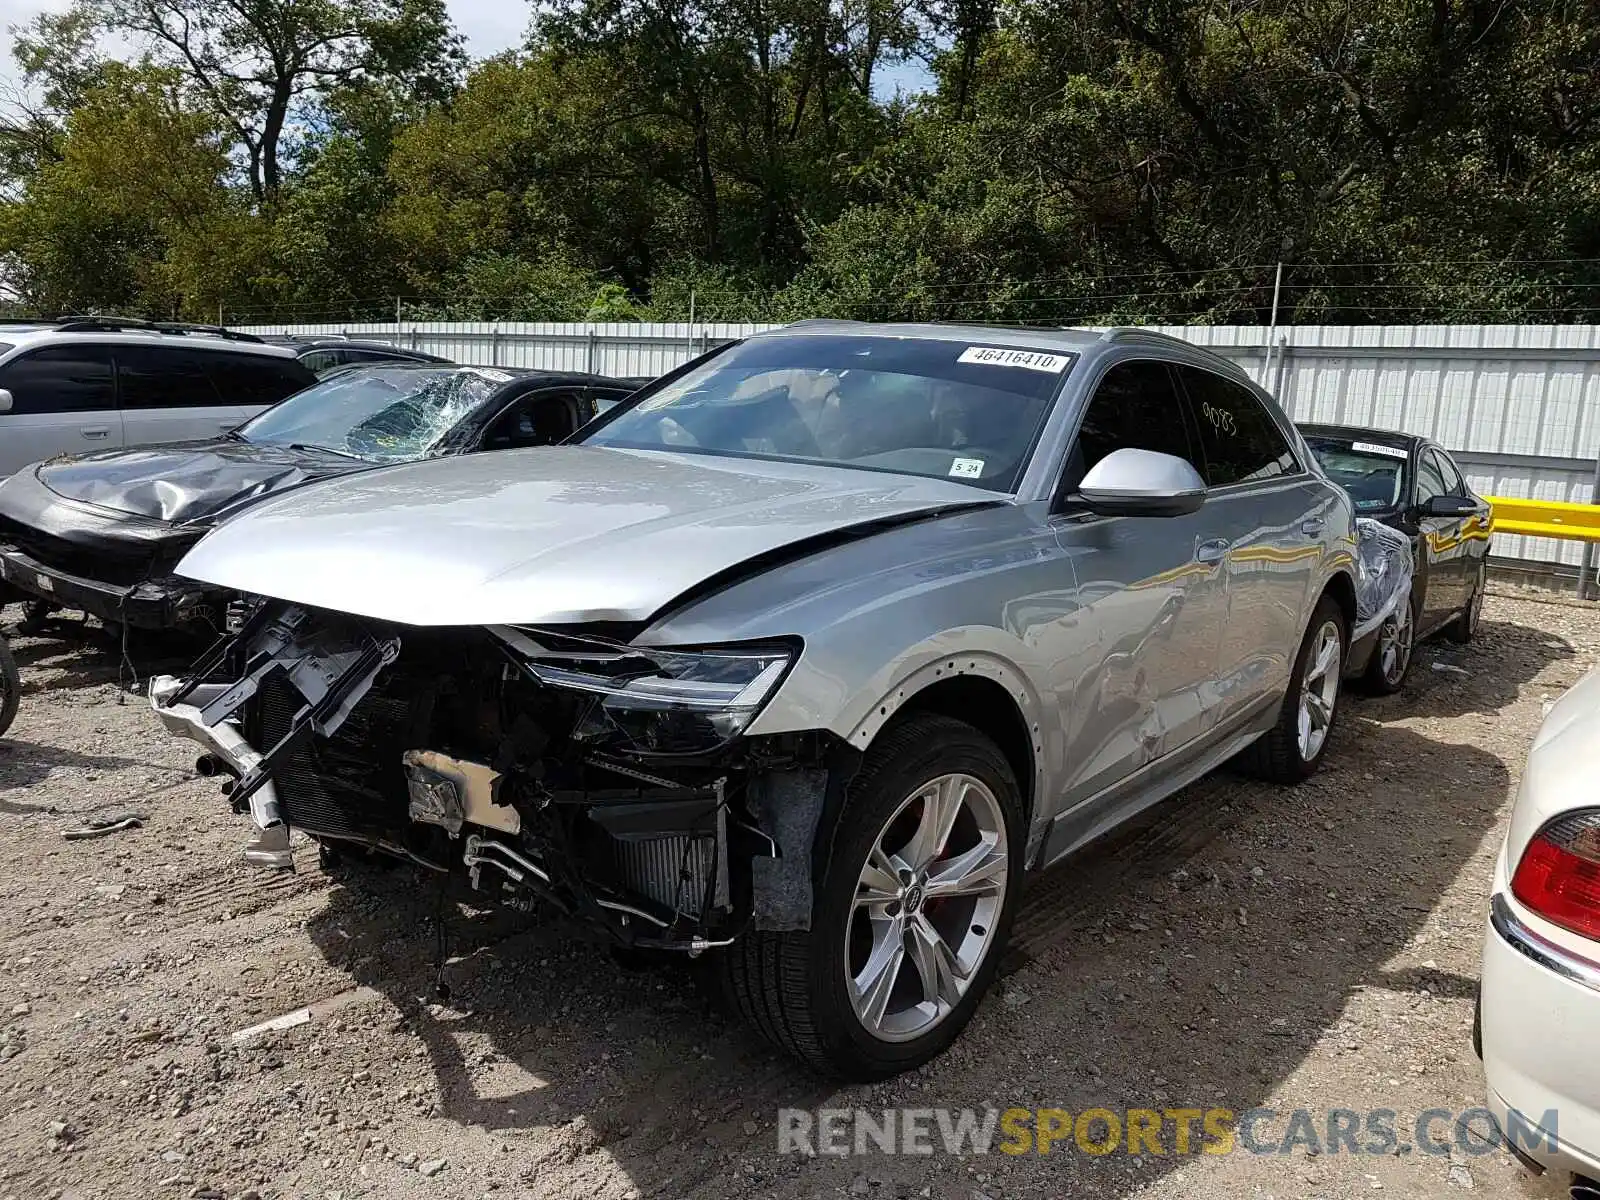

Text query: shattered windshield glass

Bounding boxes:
[237,367,505,461]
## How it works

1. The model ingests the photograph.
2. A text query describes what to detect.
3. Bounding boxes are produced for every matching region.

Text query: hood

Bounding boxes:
[175,446,997,626]
[35,440,372,527]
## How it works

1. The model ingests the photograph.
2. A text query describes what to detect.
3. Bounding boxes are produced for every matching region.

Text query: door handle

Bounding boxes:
[1300,517,1326,536]
[79,426,110,438]
[1195,538,1231,564]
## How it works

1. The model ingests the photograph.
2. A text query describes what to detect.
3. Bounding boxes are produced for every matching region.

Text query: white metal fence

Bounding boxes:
[242,320,1600,570]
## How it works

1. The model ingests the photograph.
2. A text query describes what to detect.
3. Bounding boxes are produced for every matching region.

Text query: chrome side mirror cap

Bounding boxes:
[0,389,13,413]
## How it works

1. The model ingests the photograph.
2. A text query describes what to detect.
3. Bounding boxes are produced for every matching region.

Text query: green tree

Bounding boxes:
[60,0,465,205]
[0,63,239,315]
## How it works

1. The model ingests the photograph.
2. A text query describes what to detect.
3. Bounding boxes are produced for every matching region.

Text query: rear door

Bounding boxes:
[115,344,243,447]
[0,344,122,476]
[1175,364,1323,726]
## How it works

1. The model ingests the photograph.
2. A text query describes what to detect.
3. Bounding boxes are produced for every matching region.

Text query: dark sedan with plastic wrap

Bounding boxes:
[0,364,643,634]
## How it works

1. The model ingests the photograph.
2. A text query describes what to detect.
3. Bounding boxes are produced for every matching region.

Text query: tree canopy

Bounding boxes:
[2,0,1597,324]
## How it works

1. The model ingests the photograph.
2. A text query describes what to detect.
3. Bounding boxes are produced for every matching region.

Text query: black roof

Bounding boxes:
[1297,422,1423,450]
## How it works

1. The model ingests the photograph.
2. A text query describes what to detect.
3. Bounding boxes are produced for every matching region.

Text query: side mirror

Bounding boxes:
[1423,494,1477,518]
[0,389,12,413]
[1078,448,1207,518]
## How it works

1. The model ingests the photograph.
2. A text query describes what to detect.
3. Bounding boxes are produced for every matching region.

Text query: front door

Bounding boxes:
[1049,359,1227,807]
[1412,447,1466,629]
[0,345,123,477]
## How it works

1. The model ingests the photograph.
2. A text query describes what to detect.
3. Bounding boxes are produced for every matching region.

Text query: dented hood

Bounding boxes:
[175,445,994,626]
[34,439,370,527]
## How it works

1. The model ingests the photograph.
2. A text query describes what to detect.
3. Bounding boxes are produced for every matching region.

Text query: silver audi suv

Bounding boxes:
[149,322,1358,1078]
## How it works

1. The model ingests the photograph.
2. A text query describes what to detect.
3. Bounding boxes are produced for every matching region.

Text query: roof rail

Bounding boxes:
[1096,326,1205,351]
[51,316,265,344]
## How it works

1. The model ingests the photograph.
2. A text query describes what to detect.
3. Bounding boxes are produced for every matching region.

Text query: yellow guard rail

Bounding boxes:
[1485,495,1600,543]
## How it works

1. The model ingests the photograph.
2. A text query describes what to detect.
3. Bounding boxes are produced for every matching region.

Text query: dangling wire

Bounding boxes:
[432,872,453,1005]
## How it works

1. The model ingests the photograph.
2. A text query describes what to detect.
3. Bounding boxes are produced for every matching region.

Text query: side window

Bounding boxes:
[1176,366,1298,488]
[116,345,223,409]
[344,348,406,366]
[204,353,316,406]
[0,345,116,414]
[1059,360,1199,496]
[299,349,340,375]
[482,391,580,450]
[1432,449,1468,496]
[1416,452,1450,506]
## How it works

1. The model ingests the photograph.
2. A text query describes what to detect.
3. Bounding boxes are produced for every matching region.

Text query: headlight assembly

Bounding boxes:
[494,628,795,754]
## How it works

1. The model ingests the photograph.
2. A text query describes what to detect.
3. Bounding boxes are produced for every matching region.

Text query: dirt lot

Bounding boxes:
[0,594,1593,1200]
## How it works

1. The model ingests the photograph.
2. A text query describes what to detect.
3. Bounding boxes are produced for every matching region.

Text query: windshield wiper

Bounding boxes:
[287,443,366,461]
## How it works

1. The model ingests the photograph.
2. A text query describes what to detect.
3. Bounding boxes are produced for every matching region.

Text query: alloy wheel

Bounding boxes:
[1297,620,1342,762]
[1378,602,1414,685]
[845,773,1008,1043]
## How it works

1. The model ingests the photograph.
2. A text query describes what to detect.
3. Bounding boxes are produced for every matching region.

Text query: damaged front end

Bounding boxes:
[150,602,842,950]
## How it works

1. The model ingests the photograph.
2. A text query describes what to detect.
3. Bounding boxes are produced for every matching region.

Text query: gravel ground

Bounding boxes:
[0,594,1593,1200]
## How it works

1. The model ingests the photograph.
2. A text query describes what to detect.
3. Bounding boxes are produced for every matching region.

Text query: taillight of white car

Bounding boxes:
[1511,810,1600,942]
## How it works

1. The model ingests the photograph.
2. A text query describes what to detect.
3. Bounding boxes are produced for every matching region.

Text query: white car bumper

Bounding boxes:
[1481,893,1600,1180]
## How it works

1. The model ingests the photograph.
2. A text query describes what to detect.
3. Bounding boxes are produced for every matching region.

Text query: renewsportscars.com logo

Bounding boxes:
[777,1106,1559,1159]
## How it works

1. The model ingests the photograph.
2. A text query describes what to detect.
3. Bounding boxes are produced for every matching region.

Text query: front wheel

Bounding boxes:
[0,636,17,738]
[1238,595,1347,783]
[719,713,1024,1079]
[1361,595,1415,695]
[1447,562,1486,644]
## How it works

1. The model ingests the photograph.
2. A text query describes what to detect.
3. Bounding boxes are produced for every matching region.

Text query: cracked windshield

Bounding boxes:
[236,367,503,461]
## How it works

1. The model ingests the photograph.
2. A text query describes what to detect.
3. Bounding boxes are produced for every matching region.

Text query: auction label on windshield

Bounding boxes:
[958,346,1071,373]
[1351,441,1409,459]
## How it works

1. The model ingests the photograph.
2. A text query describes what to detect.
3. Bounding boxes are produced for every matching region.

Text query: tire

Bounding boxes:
[1360,594,1416,695]
[718,713,1024,1079]
[0,636,16,739]
[1447,562,1486,644]
[1237,595,1347,783]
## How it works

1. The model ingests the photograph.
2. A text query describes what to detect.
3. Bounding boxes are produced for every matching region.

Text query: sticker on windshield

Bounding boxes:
[1351,440,1408,460]
[949,457,986,479]
[467,367,514,383]
[957,346,1071,374]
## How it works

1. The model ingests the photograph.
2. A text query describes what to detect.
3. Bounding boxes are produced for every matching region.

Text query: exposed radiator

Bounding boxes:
[614,835,716,917]
[256,675,410,841]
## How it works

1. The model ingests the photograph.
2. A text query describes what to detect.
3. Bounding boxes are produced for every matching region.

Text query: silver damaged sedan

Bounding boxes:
[150,322,1359,1077]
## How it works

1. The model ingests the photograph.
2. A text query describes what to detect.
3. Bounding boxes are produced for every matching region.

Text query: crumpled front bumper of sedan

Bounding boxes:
[0,541,218,629]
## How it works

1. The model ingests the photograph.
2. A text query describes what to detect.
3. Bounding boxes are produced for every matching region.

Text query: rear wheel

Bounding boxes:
[1361,595,1415,695]
[1447,562,1486,644]
[0,636,17,738]
[1238,595,1347,783]
[719,713,1023,1079]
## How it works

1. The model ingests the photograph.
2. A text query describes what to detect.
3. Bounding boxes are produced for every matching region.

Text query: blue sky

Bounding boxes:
[0,0,931,98]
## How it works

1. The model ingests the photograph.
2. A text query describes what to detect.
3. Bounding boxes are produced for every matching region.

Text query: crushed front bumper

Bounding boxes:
[149,605,400,868]
[0,542,218,630]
